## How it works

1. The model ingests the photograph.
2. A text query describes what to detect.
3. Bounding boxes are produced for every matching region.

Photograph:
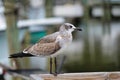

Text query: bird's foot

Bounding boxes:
[53,72,58,76]
[53,72,65,76]
[50,72,53,74]
[50,72,58,76]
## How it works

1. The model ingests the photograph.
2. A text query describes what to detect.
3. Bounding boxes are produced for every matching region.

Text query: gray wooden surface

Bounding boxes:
[30,72,120,80]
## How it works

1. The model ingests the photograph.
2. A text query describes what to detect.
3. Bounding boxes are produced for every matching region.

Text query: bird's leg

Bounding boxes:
[57,55,66,74]
[54,57,57,76]
[50,57,52,74]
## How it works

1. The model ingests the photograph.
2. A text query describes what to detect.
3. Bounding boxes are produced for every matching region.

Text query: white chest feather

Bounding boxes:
[51,34,72,57]
[59,33,72,48]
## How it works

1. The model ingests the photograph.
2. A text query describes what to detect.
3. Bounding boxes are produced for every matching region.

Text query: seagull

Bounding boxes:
[9,23,82,76]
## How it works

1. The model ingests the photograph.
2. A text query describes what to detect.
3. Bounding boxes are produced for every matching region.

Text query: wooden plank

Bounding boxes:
[30,72,120,80]
[30,72,110,80]
[109,72,120,80]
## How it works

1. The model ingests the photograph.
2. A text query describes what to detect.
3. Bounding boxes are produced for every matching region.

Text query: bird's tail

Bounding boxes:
[9,52,34,58]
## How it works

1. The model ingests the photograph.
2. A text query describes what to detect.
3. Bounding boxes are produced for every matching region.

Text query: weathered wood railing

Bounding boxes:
[30,72,120,80]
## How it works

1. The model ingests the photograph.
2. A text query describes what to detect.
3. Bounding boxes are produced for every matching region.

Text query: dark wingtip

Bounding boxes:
[8,56,11,58]
[8,52,34,58]
[8,56,15,58]
[8,55,13,58]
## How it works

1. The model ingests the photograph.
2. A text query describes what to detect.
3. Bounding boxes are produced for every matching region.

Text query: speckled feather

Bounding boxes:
[26,42,61,56]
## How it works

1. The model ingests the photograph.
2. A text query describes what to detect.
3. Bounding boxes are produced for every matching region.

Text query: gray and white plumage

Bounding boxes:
[9,23,82,58]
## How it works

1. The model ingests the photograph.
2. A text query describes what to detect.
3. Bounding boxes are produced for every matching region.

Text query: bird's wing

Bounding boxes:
[23,32,59,53]
[38,32,59,43]
[25,42,61,56]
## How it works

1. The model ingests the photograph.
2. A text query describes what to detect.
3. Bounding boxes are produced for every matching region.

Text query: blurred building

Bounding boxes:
[53,0,83,17]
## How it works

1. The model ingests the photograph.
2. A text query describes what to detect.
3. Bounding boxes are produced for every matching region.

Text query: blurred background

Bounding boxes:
[0,0,120,80]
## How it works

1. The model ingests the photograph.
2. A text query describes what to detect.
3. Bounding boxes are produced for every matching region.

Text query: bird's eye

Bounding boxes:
[69,25,72,28]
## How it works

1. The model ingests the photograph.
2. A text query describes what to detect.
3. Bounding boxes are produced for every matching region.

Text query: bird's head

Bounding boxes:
[60,23,82,33]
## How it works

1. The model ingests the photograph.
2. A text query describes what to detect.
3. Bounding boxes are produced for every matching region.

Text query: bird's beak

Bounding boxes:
[75,27,82,31]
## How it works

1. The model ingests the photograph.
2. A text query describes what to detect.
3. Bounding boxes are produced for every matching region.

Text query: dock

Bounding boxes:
[30,72,120,80]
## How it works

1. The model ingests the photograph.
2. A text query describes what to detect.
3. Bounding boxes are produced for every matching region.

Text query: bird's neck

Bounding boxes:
[60,31,72,38]
[58,31,73,47]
